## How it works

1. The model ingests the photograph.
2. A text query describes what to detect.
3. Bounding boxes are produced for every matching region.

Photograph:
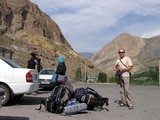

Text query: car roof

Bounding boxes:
[0,56,22,68]
[0,56,8,60]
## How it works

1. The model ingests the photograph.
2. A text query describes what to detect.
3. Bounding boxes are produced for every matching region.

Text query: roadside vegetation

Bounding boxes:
[131,66,159,85]
[108,66,159,85]
[74,66,159,85]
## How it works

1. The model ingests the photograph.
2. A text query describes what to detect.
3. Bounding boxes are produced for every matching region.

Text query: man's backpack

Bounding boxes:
[37,82,74,114]
[74,87,109,110]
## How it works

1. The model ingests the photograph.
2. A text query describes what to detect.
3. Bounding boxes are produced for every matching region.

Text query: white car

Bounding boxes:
[0,88,4,108]
[0,57,39,105]
[39,68,56,89]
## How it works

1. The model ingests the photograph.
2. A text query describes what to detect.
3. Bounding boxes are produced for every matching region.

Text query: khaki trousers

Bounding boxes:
[119,73,133,106]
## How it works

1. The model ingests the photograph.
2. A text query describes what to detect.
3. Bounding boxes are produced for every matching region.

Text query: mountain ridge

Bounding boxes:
[90,33,160,75]
[79,52,93,59]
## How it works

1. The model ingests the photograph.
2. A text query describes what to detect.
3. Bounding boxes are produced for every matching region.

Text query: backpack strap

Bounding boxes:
[35,99,46,111]
[35,104,42,111]
[93,106,109,112]
[86,87,96,92]
[86,87,97,94]
[86,87,109,107]
[86,87,100,97]
[54,86,64,104]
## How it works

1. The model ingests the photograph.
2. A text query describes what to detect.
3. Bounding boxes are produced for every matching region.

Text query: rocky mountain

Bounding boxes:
[0,0,70,46]
[79,52,93,59]
[90,33,160,76]
[0,0,99,79]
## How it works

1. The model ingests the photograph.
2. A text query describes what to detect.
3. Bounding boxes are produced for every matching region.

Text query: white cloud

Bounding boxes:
[141,30,160,38]
[31,0,160,52]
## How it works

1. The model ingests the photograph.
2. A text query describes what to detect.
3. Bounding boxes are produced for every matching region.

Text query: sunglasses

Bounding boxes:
[118,51,125,54]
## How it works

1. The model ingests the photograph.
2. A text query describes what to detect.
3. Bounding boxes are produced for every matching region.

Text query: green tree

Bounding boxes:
[131,66,159,85]
[98,72,107,83]
[108,75,117,83]
[149,66,159,81]
[75,67,81,81]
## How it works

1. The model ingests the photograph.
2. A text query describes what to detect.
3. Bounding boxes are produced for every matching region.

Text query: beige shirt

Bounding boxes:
[115,56,133,76]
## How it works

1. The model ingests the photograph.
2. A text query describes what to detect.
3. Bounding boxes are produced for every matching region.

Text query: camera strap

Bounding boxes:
[119,59,132,77]
[119,59,128,68]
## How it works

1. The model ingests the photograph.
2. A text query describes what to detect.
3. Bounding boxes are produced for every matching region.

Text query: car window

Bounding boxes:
[39,70,55,75]
[0,57,22,68]
[39,70,46,74]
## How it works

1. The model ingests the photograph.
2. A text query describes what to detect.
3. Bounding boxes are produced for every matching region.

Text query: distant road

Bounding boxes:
[0,83,160,120]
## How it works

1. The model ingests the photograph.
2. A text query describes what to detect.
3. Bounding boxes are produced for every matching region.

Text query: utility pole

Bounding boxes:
[85,60,86,81]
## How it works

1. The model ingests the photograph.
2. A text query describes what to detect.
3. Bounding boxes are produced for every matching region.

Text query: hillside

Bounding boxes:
[79,52,93,59]
[0,0,100,79]
[91,33,160,76]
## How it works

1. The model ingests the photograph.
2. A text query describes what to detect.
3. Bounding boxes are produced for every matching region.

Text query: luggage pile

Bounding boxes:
[36,81,109,115]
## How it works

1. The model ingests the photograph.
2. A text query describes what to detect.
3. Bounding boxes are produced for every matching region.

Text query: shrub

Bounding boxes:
[98,72,107,83]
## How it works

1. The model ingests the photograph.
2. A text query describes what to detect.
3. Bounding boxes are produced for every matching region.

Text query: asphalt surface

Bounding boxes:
[0,83,160,120]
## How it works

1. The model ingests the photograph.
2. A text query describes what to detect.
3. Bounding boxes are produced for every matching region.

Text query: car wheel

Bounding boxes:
[0,85,11,106]
[13,94,24,101]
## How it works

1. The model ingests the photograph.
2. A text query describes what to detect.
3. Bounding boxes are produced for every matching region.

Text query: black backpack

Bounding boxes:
[74,87,109,110]
[37,82,74,114]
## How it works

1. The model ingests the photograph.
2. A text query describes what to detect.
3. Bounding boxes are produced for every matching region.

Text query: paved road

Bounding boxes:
[0,83,160,120]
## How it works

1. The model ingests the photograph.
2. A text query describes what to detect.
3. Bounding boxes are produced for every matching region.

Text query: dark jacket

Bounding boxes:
[55,62,66,75]
[27,58,37,69]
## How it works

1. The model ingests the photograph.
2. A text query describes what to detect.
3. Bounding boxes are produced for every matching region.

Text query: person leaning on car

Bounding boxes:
[113,48,133,110]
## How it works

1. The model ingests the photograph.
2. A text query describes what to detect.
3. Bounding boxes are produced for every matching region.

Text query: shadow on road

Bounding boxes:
[36,90,51,95]
[0,116,29,120]
[114,100,121,105]
[7,96,45,106]
[63,111,88,116]
[4,89,52,106]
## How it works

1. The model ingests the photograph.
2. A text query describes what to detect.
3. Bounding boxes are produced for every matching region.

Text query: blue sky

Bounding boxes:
[31,0,160,53]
